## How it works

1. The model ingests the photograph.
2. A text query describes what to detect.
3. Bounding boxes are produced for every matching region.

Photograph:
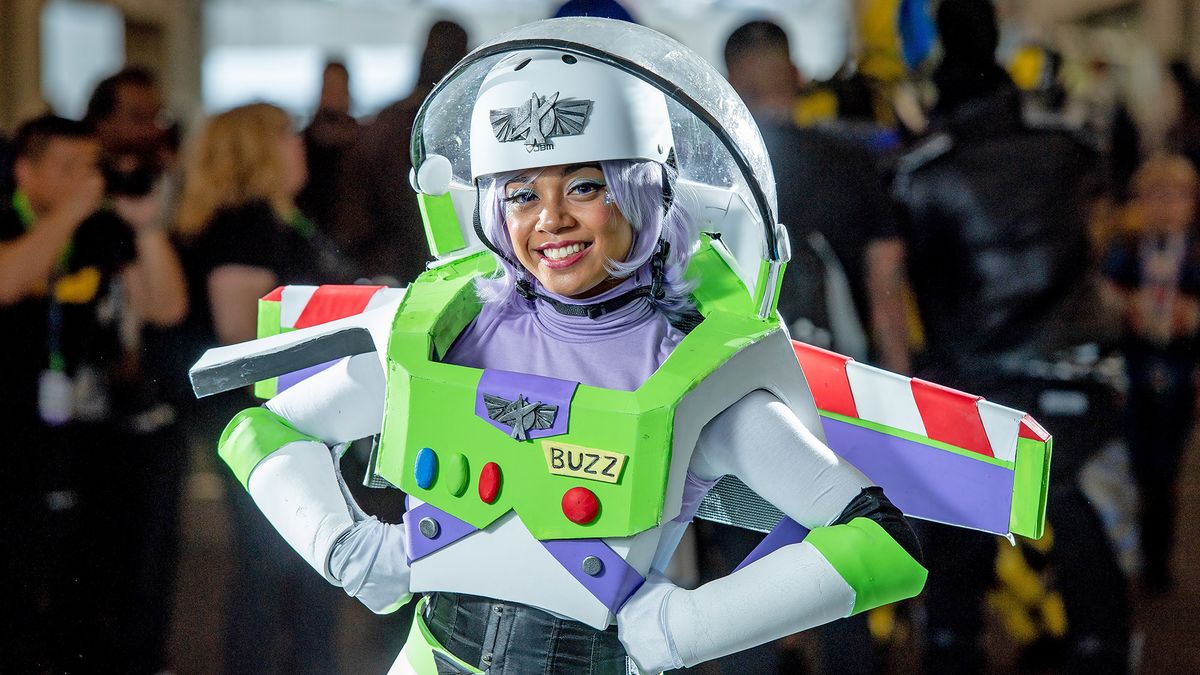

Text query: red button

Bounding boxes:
[479,462,501,504]
[562,487,600,524]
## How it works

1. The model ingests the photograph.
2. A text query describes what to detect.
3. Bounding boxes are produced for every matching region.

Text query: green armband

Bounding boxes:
[218,407,321,490]
[805,516,928,615]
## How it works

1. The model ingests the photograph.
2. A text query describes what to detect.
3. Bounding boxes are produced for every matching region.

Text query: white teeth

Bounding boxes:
[542,243,586,260]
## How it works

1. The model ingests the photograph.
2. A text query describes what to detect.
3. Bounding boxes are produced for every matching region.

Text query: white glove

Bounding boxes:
[616,570,684,675]
[328,516,412,613]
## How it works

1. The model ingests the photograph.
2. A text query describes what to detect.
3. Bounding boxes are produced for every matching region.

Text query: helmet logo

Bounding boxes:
[490,92,593,153]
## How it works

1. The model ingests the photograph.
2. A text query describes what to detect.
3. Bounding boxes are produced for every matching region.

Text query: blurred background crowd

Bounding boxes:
[2,0,1200,673]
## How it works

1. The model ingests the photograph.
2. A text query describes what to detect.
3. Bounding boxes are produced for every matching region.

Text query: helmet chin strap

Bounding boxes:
[515,239,670,320]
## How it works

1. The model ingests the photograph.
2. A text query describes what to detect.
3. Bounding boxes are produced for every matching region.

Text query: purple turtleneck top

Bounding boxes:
[444,267,683,391]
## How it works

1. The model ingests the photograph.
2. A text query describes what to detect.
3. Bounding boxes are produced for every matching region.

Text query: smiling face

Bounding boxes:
[503,163,634,298]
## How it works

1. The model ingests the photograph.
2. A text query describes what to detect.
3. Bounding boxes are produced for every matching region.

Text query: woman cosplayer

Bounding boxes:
[195,19,1047,675]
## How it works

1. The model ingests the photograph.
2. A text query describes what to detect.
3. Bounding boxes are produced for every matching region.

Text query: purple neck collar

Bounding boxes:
[521,268,658,342]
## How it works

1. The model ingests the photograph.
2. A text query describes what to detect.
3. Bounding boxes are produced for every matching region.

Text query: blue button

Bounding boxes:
[414,447,437,489]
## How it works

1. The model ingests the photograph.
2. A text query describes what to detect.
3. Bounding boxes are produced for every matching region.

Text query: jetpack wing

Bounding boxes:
[697,342,1051,542]
[189,285,406,399]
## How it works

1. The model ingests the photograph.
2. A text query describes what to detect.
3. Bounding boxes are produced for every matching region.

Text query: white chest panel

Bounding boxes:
[407,504,663,629]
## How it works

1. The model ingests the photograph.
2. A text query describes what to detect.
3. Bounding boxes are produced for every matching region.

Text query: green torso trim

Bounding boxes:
[375,236,779,541]
[218,406,320,489]
[804,517,928,615]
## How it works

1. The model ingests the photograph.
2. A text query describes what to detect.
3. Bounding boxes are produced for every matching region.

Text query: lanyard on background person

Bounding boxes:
[13,190,74,270]
[288,209,316,240]
[1138,232,1187,347]
[15,191,75,425]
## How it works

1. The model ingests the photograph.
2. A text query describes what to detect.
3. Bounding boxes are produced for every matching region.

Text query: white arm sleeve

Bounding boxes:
[689,389,869,527]
[265,352,386,444]
[246,440,357,583]
[246,352,409,612]
[620,390,872,672]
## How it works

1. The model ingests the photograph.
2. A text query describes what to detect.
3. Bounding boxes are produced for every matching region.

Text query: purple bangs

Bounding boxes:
[475,159,698,320]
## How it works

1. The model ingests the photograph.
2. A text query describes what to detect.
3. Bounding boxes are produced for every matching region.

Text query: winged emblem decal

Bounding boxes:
[483,393,559,441]
[490,92,593,152]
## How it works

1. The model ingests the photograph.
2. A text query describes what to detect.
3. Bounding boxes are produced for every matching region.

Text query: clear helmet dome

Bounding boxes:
[410,17,788,315]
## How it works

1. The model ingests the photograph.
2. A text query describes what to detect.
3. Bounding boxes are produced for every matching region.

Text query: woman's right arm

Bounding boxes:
[219,352,412,614]
[207,263,278,345]
[618,390,924,672]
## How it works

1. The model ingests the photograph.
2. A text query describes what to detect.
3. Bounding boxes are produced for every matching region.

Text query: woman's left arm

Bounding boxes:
[219,353,412,614]
[618,389,926,672]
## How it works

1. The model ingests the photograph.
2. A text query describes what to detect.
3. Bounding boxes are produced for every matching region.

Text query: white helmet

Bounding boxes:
[469,50,673,179]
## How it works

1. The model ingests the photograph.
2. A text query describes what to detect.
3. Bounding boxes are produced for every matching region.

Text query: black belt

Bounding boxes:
[423,592,627,675]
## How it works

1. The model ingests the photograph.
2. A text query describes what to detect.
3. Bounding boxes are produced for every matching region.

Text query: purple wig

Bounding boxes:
[475,159,698,320]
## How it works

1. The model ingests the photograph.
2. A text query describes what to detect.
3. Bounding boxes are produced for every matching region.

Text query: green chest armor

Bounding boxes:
[372,236,776,540]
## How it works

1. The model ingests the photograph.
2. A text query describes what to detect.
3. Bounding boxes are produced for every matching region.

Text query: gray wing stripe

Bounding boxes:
[189,327,376,398]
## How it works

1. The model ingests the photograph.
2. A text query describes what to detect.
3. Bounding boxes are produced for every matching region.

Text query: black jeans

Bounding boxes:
[424,592,629,675]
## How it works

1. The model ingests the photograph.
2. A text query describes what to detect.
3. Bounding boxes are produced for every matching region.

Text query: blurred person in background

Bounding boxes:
[1102,155,1200,593]
[1062,58,1141,203]
[86,67,175,198]
[1009,45,1071,127]
[0,114,186,671]
[726,18,905,368]
[1166,62,1200,174]
[298,59,361,240]
[84,67,191,674]
[176,102,343,675]
[853,0,939,136]
[703,19,904,674]
[335,19,468,284]
[883,1,1130,672]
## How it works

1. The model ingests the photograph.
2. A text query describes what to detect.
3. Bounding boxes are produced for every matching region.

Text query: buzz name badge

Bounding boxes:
[541,441,627,484]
